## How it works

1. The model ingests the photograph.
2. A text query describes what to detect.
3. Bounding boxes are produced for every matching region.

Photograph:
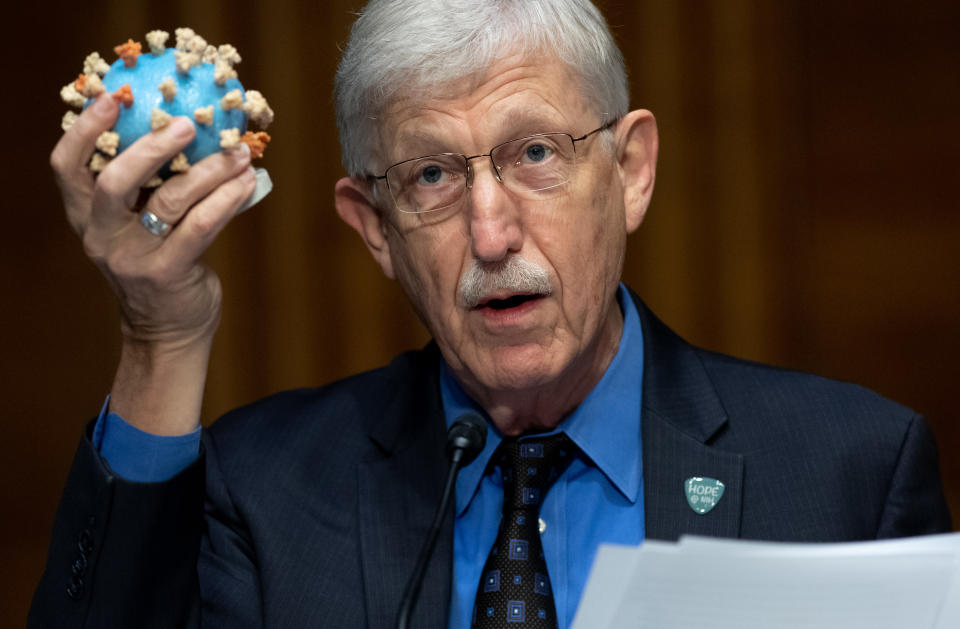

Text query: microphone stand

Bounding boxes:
[395,414,486,629]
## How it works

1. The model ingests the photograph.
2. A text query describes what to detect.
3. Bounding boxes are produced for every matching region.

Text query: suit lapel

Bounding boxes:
[632,291,744,541]
[357,348,453,628]
[642,409,744,540]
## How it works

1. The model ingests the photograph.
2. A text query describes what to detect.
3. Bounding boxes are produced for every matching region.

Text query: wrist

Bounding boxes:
[110,337,213,436]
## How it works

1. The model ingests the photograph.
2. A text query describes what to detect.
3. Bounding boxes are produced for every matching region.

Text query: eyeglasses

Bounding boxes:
[369,120,617,215]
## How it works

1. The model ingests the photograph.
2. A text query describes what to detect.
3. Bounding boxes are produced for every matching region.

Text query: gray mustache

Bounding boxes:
[459,257,553,308]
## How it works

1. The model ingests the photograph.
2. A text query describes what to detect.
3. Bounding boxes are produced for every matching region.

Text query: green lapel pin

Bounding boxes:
[684,476,725,514]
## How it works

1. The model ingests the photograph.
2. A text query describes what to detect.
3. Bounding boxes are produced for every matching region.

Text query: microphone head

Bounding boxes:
[446,412,487,466]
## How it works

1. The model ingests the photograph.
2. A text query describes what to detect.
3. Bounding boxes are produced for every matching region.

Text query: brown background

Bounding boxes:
[3,0,958,623]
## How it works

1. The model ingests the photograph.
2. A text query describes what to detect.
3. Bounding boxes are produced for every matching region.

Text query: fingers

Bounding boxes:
[50,95,119,180]
[142,144,252,230]
[51,95,120,233]
[117,144,253,260]
[160,166,258,270]
[90,117,197,234]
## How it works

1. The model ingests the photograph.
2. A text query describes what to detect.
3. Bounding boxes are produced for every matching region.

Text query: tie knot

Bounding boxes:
[497,433,575,513]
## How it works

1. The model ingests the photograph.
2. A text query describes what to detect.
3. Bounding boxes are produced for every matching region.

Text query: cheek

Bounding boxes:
[556,182,621,279]
[585,175,626,266]
[551,177,625,319]
[389,228,466,326]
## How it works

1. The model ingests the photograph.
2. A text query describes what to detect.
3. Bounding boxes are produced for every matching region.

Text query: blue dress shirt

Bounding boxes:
[92,397,201,482]
[441,283,645,629]
[95,283,645,628]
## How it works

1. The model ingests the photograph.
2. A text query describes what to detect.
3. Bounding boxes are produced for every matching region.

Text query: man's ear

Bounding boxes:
[615,109,659,234]
[335,177,396,279]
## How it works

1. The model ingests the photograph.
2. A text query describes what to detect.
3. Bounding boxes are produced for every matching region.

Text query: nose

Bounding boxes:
[465,157,523,262]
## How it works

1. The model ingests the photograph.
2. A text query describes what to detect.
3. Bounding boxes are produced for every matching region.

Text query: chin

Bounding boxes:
[475,343,563,391]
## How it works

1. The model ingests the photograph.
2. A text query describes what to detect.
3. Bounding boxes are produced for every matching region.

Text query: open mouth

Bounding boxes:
[477,293,543,310]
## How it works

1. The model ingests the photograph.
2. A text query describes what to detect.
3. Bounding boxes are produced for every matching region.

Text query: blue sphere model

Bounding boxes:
[99,49,247,164]
[61,29,273,178]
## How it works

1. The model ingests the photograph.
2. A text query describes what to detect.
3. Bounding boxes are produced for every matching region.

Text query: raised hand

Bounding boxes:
[51,94,257,435]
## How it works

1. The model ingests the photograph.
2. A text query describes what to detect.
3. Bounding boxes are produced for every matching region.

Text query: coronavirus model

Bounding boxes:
[60,28,274,187]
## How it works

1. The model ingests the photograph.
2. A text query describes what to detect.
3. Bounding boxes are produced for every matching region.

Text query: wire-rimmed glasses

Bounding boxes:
[370,120,617,216]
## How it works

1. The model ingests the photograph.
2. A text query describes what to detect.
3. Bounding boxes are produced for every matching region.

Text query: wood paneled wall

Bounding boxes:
[3,0,957,623]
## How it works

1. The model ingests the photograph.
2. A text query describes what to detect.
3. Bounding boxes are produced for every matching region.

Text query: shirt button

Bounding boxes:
[539,518,547,534]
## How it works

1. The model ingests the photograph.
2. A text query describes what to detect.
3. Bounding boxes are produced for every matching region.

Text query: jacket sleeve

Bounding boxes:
[28,424,205,628]
[876,414,953,537]
[193,427,265,629]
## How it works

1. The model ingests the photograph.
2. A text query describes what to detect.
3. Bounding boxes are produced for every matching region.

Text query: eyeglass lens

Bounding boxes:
[386,133,577,214]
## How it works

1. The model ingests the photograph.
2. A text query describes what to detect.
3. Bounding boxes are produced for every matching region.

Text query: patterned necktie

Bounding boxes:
[472,434,575,628]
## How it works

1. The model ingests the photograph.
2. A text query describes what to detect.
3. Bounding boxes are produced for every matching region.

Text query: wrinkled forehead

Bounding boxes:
[371,54,594,166]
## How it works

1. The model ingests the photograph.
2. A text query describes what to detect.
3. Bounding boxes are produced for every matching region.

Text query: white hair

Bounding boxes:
[334,0,629,178]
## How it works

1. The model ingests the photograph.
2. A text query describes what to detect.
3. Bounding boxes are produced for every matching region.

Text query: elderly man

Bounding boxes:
[31,1,950,628]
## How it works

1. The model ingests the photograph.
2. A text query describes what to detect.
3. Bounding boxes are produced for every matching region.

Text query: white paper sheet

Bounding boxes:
[571,533,960,629]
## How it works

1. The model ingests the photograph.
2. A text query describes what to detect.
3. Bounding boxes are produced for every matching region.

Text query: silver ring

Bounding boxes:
[139,210,171,237]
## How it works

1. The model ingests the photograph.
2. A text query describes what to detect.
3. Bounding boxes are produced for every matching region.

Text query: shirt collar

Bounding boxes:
[441,283,645,517]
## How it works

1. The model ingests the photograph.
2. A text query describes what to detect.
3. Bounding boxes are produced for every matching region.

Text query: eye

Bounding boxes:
[522,143,553,163]
[417,164,446,185]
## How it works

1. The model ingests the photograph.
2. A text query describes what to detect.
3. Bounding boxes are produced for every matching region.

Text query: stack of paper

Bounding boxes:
[571,533,960,629]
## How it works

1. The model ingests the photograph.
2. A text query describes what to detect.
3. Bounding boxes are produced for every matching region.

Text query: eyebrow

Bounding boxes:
[492,107,568,143]
[392,130,452,159]
[391,107,569,160]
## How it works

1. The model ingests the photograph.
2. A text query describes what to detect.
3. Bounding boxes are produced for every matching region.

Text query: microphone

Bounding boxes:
[445,412,487,467]
[396,412,487,629]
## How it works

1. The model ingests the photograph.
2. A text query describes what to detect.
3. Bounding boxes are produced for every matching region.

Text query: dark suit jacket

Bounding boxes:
[29,292,952,628]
